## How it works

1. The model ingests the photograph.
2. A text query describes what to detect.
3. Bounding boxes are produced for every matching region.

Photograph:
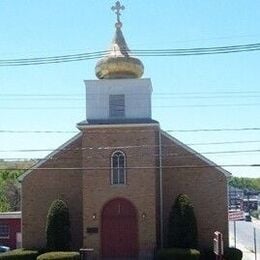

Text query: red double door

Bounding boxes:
[101,198,138,257]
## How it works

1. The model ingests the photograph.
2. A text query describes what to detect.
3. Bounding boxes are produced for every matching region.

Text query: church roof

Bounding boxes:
[19,128,231,182]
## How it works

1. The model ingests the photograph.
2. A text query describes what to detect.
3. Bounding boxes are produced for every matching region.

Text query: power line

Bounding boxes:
[1,103,260,110]
[0,42,260,67]
[166,127,260,133]
[2,91,260,97]
[2,90,260,96]
[189,140,260,146]
[1,127,260,134]
[2,95,260,101]
[0,50,109,66]
[1,148,260,162]
[153,91,260,96]
[0,130,77,134]
[1,164,260,171]
[0,140,260,153]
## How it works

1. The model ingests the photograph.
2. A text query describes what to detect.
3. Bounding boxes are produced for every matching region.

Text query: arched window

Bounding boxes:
[111,151,126,185]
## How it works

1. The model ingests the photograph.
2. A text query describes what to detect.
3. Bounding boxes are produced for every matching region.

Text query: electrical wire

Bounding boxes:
[0,140,260,153]
[1,164,260,171]
[166,127,260,133]
[1,148,260,161]
[2,91,260,97]
[1,127,260,134]
[0,42,260,67]
[1,103,260,109]
[3,90,260,96]
[0,130,77,133]
[3,95,260,101]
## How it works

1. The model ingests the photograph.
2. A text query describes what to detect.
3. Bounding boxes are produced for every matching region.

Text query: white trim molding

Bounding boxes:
[111,150,127,185]
[77,123,159,130]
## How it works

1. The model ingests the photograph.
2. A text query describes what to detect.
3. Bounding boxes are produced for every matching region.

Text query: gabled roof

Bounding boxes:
[161,130,231,177]
[18,133,82,182]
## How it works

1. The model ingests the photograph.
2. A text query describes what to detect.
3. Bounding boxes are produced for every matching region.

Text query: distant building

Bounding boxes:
[243,190,259,212]
[20,2,230,258]
[242,198,258,212]
[229,186,260,212]
[228,186,244,210]
[0,212,21,249]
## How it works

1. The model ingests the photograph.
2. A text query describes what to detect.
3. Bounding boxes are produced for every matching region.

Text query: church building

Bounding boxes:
[20,2,229,258]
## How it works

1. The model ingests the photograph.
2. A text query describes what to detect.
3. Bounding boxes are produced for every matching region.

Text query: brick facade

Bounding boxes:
[21,134,83,250]
[161,131,229,248]
[21,124,229,256]
[81,125,159,257]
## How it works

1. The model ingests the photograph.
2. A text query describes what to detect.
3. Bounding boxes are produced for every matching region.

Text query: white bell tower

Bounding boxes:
[79,1,153,125]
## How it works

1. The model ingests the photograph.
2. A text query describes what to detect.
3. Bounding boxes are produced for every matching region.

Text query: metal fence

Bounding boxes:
[229,220,260,260]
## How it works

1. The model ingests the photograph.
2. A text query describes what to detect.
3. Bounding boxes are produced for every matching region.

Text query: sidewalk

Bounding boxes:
[230,234,257,260]
[252,217,260,229]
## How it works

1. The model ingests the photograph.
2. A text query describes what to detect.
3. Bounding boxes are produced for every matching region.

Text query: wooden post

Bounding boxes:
[254,227,257,260]
[234,221,237,248]
[214,231,224,260]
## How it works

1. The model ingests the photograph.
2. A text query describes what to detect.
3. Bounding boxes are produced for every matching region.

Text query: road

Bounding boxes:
[229,220,260,259]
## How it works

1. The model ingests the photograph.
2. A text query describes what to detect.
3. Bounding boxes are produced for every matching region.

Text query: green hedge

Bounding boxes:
[199,247,243,260]
[0,248,39,260]
[224,247,243,260]
[46,199,71,251]
[156,248,200,260]
[37,252,80,260]
[167,194,198,249]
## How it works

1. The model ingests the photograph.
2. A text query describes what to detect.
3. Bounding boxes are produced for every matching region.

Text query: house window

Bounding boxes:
[0,224,10,239]
[111,151,126,185]
[109,95,125,118]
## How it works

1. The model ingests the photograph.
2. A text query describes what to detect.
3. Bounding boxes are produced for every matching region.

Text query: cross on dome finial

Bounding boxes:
[95,1,144,79]
[111,1,125,28]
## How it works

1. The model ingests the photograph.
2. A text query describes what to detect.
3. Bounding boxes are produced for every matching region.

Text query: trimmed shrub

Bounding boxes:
[37,252,80,260]
[46,199,71,251]
[167,194,198,249]
[224,247,243,260]
[156,248,200,260]
[0,248,39,260]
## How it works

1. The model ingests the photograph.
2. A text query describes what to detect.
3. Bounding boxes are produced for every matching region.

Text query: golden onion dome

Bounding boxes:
[95,2,144,79]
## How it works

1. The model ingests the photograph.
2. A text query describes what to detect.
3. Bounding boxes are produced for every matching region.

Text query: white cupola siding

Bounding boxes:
[85,78,152,121]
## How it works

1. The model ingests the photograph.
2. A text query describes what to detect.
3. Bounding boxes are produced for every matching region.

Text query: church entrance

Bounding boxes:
[101,198,138,258]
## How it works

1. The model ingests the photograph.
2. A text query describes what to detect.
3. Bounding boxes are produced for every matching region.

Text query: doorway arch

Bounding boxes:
[101,198,138,257]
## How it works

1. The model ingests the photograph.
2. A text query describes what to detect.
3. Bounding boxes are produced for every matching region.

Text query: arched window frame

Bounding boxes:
[111,150,127,185]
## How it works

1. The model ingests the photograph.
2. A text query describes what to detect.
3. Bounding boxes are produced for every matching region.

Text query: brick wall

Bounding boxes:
[21,134,83,250]
[161,132,229,249]
[81,125,160,257]
[21,125,229,254]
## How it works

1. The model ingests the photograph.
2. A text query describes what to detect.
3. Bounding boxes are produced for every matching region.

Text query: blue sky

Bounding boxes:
[0,0,260,177]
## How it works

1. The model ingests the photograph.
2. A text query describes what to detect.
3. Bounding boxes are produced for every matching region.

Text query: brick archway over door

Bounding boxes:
[101,198,138,257]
